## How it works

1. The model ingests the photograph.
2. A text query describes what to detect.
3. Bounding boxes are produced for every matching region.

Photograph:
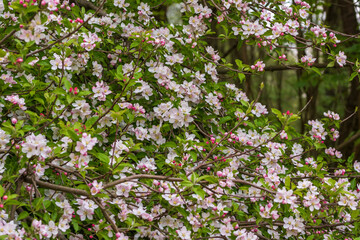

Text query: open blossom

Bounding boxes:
[75,133,98,155]
[338,194,358,210]
[72,100,92,120]
[301,53,316,65]
[92,81,111,101]
[113,0,129,8]
[110,140,129,158]
[274,187,296,204]
[163,194,184,206]
[76,199,98,221]
[92,61,103,78]
[251,61,265,71]
[46,221,58,238]
[252,102,268,117]
[324,110,340,120]
[354,161,360,173]
[177,226,191,240]
[90,180,103,195]
[308,119,327,140]
[0,129,10,150]
[136,157,156,172]
[116,182,135,197]
[22,133,51,159]
[50,53,72,71]
[336,51,347,67]
[1,71,16,85]
[5,94,26,110]
[303,192,321,211]
[134,80,153,100]
[283,216,305,234]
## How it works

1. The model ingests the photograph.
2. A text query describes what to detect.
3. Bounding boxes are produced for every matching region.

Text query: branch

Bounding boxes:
[0,30,17,46]
[337,131,360,150]
[104,174,182,189]
[103,174,275,195]
[71,0,106,16]
[24,177,89,196]
[92,197,119,233]
[232,179,275,194]
[264,63,351,71]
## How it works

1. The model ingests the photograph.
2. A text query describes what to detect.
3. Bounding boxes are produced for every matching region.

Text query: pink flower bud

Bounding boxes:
[11,118,17,124]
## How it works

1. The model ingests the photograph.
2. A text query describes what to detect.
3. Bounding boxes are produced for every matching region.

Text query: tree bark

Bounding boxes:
[337,0,360,159]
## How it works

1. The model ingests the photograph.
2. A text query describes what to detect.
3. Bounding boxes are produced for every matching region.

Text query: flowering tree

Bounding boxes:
[0,0,360,239]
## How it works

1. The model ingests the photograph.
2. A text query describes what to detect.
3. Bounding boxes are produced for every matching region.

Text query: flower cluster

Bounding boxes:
[0,0,358,240]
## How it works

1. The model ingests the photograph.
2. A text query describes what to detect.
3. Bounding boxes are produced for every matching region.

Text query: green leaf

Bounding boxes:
[63,79,71,90]
[162,141,177,148]
[197,175,218,183]
[219,116,232,124]
[238,73,245,83]
[285,176,290,189]
[351,209,360,219]
[95,153,110,164]
[67,129,80,141]
[85,116,99,129]
[349,71,358,81]
[311,67,321,76]
[72,220,80,232]
[24,5,38,13]
[180,180,193,187]
[192,185,206,199]
[307,235,315,240]
[34,97,45,105]
[327,61,334,68]
[17,211,29,221]
[190,173,197,183]
[235,59,243,68]
[189,151,197,162]
[271,108,282,116]
[33,197,45,211]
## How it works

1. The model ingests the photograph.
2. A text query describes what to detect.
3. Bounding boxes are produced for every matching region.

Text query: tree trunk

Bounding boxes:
[337,0,360,159]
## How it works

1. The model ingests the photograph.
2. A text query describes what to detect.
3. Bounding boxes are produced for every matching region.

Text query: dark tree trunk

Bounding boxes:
[337,0,360,159]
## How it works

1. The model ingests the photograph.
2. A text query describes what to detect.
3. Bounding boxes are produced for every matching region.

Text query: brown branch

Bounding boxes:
[24,177,89,196]
[337,131,360,150]
[104,174,182,189]
[264,63,351,71]
[92,197,119,233]
[0,30,17,45]
[232,179,275,194]
[72,0,106,16]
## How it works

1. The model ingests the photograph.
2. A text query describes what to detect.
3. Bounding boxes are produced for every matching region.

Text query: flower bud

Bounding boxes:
[11,118,17,124]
